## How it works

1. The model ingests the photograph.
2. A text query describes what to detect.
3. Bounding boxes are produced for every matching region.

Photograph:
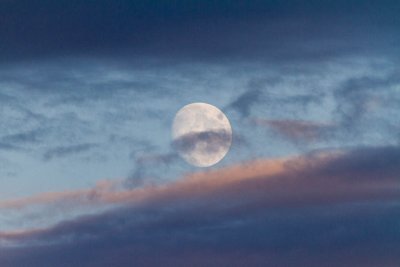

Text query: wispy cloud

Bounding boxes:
[0,180,124,210]
[3,145,399,213]
[43,143,98,161]
[253,118,337,143]
[334,70,400,127]
[172,129,232,156]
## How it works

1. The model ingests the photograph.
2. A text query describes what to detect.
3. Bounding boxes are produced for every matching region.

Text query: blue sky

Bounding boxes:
[0,1,400,266]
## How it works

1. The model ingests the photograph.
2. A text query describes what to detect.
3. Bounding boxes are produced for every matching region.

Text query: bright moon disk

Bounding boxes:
[172,103,232,167]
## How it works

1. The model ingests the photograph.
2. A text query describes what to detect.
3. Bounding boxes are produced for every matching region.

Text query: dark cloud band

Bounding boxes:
[1,146,399,266]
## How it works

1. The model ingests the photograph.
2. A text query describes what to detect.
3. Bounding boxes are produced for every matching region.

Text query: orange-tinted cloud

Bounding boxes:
[0,150,340,212]
[1,145,399,225]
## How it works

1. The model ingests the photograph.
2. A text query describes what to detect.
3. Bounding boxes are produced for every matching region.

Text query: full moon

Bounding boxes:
[172,103,232,167]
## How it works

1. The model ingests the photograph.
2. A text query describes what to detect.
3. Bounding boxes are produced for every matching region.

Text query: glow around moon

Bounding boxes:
[172,103,232,167]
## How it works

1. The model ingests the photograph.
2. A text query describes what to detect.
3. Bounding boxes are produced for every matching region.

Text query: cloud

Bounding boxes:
[334,70,400,127]
[42,143,98,161]
[0,145,399,266]
[227,89,262,117]
[2,130,41,144]
[2,145,399,216]
[1,0,399,63]
[127,151,179,187]
[253,118,336,143]
[0,129,45,151]
[172,129,232,155]
[0,142,19,151]
[227,81,324,119]
[0,180,124,210]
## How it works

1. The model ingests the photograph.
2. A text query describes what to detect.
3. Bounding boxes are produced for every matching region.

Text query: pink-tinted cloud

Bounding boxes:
[253,118,337,142]
[1,145,398,216]
[0,179,124,210]
[0,153,300,212]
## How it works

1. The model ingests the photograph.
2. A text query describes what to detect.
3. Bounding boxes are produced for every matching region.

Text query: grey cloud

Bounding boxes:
[253,119,336,143]
[2,206,400,267]
[0,142,19,151]
[228,89,262,117]
[172,129,232,155]
[134,153,178,166]
[227,78,324,119]
[1,129,44,146]
[282,94,322,108]
[43,143,98,161]
[127,152,179,187]
[334,70,400,126]
[238,66,399,146]
[309,145,400,180]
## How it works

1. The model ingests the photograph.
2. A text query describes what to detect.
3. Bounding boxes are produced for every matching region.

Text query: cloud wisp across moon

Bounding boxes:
[172,103,232,167]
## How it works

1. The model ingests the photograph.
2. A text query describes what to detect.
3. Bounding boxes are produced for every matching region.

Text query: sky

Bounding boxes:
[0,0,400,266]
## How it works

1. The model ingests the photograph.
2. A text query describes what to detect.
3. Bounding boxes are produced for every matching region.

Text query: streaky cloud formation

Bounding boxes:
[252,118,337,143]
[43,143,98,161]
[0,180,123,210]
[1,146,399,266]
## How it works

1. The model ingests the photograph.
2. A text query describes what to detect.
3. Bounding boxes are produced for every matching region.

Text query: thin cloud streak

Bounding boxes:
[252,118,337,143]
[42,143,98,161]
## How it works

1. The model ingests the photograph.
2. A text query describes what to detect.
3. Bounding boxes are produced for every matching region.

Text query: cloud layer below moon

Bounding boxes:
[0,145,399,266]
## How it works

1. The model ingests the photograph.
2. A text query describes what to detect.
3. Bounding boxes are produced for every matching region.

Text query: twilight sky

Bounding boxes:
[0,1,400,266]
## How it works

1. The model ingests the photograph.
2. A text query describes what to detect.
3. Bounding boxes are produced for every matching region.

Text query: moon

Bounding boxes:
[172,102,232,167]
